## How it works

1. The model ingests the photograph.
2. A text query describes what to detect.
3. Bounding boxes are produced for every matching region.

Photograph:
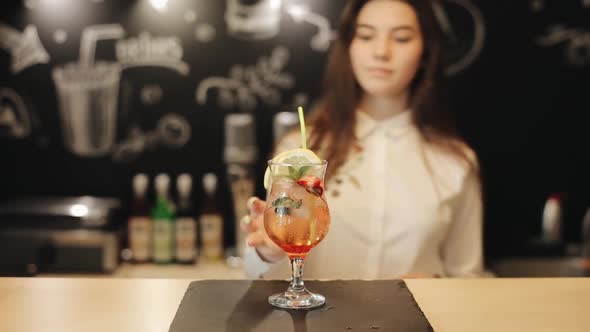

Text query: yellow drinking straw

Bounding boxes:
[298,106,307,149]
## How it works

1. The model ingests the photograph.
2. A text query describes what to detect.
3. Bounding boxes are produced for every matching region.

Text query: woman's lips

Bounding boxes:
[366,67,393,77]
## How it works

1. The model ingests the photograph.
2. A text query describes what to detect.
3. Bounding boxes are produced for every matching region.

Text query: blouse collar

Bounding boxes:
[355,110,414,140]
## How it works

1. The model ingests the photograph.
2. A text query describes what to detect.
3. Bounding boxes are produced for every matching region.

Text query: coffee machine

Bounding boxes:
[0,196,122,276]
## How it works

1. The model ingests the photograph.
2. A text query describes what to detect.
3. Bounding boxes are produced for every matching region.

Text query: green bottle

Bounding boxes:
[152,174,175,264]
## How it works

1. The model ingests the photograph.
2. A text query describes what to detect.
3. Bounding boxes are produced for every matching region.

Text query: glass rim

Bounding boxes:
[267,160,328,167]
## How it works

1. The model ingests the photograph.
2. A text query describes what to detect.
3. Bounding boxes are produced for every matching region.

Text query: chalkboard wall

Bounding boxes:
[1,0,588,259]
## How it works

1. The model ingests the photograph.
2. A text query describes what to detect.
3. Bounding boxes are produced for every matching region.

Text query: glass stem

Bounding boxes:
[289,257,305,291]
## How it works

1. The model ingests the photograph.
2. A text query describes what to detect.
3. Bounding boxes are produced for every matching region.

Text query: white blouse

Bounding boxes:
[244,110,485,279]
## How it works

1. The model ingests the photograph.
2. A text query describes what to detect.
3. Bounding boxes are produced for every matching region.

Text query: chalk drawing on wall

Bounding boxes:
[224,0,336,51]
[52,24,192,158]
[196,46,294,111]
[112,126,146,162]
[52,24,125,158]
[286,4,336,52]
[530,1,590,66]
[225,0,282,40]
[195,23,217,43]
[0,88,32,139]
[432,0,485,76]
[536,25,590,66]
[140,84,163,106]
[53,29,68,44]
[0,22,50,74]
[112,114,191,163]
[530,0,590,11]
[116,32,189,75]
[158,114,191,147]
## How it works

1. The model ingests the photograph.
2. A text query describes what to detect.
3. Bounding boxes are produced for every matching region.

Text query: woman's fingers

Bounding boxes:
[243,196,287,262]
[246,229,285,263]
[246,229,265,247]
[239,215,253,232]
[241,197,267,233]
[248,197,266,217]
[246,197,257,213]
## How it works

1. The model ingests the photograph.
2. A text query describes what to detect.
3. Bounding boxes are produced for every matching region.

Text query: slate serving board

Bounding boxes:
[169,280,434,332]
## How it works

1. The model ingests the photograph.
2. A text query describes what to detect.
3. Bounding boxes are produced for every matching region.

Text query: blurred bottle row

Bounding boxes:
[122,111,301,265]
[124,173,223,265]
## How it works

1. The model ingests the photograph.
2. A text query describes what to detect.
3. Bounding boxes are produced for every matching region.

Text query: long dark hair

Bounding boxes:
[308,0,471,179]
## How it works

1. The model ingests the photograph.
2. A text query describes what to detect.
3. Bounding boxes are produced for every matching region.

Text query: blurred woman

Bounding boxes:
[242,0,485,279]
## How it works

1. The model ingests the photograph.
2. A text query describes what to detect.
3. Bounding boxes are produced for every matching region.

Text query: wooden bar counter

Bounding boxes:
[0,278,588,332]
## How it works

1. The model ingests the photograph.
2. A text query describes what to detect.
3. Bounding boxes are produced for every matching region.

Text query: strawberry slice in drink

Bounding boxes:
[296,175,324,197]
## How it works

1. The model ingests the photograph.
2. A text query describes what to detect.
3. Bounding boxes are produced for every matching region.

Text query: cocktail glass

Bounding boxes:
[264,160,330,309]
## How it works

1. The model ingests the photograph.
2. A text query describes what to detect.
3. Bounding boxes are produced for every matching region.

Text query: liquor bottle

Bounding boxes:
[175,173,198,264]
[542,193,563,243]
[199,173,224,260]
[127,173,152,263]
[152,173,175,264]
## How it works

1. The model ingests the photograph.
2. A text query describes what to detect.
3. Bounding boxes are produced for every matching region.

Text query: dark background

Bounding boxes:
[0,0,588,261]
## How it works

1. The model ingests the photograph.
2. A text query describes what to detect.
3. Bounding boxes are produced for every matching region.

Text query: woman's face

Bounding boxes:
[349,0,424,98]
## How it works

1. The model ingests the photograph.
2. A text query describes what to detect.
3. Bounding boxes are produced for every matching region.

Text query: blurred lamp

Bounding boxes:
[70,204,89,217]
[150,0,168,11]
[270,0,281,10]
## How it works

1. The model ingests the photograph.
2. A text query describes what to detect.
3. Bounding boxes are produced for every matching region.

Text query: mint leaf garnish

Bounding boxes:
[287,165,312,181]
[298,166,311,177]
[272,196,303,210]
[272,196,303,217]
[272,196,289,207]
[288,166,299,180]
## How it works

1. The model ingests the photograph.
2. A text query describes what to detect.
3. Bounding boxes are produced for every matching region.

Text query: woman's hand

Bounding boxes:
[240,197,285,263]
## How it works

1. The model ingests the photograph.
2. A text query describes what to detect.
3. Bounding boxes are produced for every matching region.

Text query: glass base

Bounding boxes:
[268,287,325,310]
